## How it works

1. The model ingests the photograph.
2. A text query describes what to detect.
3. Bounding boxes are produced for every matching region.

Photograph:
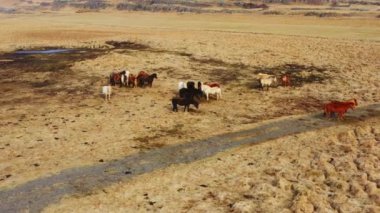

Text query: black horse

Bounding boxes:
[172,97,199,112]
[137,73,157,88]
[180,87,202,100]
[186,81,195,89]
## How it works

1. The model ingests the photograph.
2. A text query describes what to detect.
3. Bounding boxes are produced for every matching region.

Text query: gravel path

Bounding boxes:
[1,103,379,213]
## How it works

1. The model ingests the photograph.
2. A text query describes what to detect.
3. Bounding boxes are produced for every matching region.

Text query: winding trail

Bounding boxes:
[1,104,379,213]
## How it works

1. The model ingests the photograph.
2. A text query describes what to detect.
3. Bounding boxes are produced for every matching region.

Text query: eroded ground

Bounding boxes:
[43,117,380,212]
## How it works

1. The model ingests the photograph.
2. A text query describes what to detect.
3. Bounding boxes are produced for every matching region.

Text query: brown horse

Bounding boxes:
[281,74,291,87]
[137,71,157,87]
[331,99,357,107]
[136,71,149,79]
[204,82,221,88]
[128,74,136,88]
[324,100,357,120]
[109,71,126,87]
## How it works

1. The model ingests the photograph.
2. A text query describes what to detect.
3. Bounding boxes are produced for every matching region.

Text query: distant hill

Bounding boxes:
[0,0,54,8]
[1,0,378,13]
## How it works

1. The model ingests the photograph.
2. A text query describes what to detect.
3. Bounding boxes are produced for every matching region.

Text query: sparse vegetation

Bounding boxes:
[304,11,353,17]
[263,10,284,15]
[234,2,269,10]
[0,3,379,213]
[83,0,107,10]
[116,2,203,13]
[348,0,380,6]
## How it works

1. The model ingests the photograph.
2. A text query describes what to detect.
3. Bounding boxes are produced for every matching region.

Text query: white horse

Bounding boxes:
[102,85,112,101]
[178,81,186,90]
[260,76,277,90]
[121,70,130,87]
[202,84,222,101]
[257,73,275,79]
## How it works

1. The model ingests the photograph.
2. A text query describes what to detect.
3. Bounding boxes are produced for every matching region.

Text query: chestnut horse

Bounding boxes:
[137,71,157,87]
[204,82,221,88]
[136,71,149,79]
[127,74,136,88]
[324,99,357,120]
[281,74,291,87]
[136,71,149,87]
[109,71,126,87]
[331,99,358,107]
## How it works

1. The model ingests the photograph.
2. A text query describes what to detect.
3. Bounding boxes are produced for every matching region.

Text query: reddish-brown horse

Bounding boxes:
[331,99,357,107]
[128,74,136,88]
[324,99,357,120]
[136,71,149,79]
[281,74,291,87]
[109,71,126,87]
[204,82,221,88]
[136,71,157,87]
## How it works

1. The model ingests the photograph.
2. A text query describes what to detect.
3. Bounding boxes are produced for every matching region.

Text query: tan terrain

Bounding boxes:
[0,6,379,212]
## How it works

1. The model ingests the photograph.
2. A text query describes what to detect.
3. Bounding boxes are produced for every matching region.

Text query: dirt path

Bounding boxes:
[1,104,379,213]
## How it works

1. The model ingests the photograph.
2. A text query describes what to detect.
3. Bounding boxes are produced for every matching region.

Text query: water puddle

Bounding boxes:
[15,49,74,55]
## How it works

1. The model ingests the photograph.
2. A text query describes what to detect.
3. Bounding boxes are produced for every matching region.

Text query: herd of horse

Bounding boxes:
[102,70,357,120]
[173,81,222,112]
[109,70,157,88]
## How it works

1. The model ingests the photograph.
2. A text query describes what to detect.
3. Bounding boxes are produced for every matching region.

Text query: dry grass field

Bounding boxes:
[0,6,379,212]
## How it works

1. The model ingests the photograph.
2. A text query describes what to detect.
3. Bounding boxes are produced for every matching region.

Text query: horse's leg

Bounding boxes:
[338,112,343,120]
[324,106,330,118]
[341,111,346,120]
[323,106,328,118]
[327,111,332,119]
[324,110,328,118]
